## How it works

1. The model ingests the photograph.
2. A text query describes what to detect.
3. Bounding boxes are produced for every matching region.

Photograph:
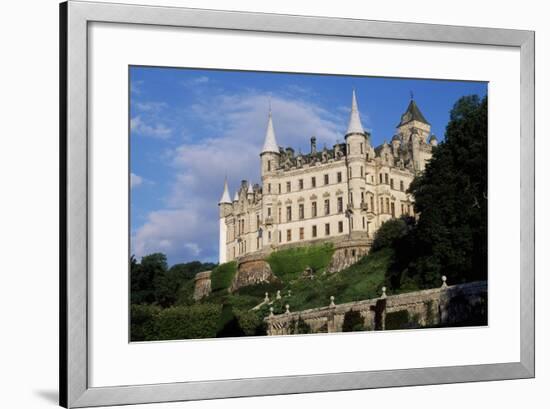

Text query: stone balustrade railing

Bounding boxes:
[265,278,487,335]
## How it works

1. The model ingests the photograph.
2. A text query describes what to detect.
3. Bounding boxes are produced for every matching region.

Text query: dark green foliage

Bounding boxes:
[385,309,410,330]
[210,261,238,292]
[130,253,167,305]
[371,218,410,252]
[388,95,488,289]
[152,304,222,340]
[342,310,365,332]
[267,243,334,282]
[130,304,161,341]
[235,309,267,336]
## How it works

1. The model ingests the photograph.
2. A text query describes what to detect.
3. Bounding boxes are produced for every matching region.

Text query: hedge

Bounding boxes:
[130,304,222,341]
[267,243,334,282]
[210,261,237,292]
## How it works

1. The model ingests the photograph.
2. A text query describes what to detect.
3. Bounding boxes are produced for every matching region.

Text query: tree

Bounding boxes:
[130,253,167,305]
[390,95,488,289]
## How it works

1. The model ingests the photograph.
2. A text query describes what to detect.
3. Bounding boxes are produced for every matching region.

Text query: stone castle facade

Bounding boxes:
[218,91,438,263]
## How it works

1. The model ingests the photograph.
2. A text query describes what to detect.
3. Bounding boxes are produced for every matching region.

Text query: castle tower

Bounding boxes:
[218,178,232,263]
[345,90,368,233]
[260,108,280,177]
[397,97,431,171]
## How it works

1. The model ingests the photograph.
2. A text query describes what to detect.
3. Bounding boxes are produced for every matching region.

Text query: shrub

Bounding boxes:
[130,304,161,341]
[289,318,311,335]
[371,218,409,252]
[267,243,334,282]
[342,310,365,332]
[153,304,222,340]
[210,261,237,292]
[384,309,410,330]
[235,309,266,336]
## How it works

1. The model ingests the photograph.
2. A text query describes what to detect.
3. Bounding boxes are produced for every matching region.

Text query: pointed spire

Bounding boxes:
[261,106,280,154]
[218,177,231,205]
[398,98,430,127]
[233,190,239,202]
[346,89,365,136]
[247,183,254,195]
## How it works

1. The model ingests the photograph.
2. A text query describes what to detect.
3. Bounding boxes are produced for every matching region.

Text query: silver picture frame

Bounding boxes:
[60,1,535,407]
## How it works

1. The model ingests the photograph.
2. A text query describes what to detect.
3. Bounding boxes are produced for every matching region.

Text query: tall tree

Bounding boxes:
[390,95,487,288]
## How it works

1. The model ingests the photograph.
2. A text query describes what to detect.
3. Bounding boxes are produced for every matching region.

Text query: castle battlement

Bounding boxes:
[217,91,437,263]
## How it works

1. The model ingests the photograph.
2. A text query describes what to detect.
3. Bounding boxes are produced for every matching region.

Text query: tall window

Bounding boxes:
[312,201,317,217]
[338,220,344,233]
[268,183,271,193]
[267,207,271,217]
[385,173,389,184]
[337,197,343,213]
[268,231,272,242]
[298,179,304,190]
[324,199,330,215]
[287,229,292,242]
[311,176,316,188]
[390,179,394,189]
[400,180,404,191]
[362,217,365,229]
[256,214,260,229]
[324,174,329,185]
[312,225,317,238]
[379,174,383,184]
[299,204,304,219]
[278,183,281,194]
[337,172,342,183]
[286,206,292,222]
[380,198,384,213]
[278,207,281,222]
[370,196,374,212]
[325,223,330,236]
[278,231,281,243]
[299,227,304,240]
[386,198,390,214]
[360,143,364,154]
[349,192,353,206]
[286,181,291,192]
[360,166,364,178]
[391,202,395,217]
[267,160,271,171]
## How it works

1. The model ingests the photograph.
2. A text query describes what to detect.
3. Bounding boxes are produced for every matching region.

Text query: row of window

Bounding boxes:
[266,172,408,194]
[280,221,346,243]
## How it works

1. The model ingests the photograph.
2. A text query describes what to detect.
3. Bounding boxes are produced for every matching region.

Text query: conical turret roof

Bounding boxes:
[247,183,254,194]
[398,99,430,127]
[233,190,239,202]
[218,178,232,204]
[346,90,365,136]
[261,109,280,154]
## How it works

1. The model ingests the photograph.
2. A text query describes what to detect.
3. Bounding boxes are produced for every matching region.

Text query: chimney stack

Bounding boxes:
[310,136,317,155]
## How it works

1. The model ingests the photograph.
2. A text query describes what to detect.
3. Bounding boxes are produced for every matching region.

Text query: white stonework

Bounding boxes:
[218,91,437,263]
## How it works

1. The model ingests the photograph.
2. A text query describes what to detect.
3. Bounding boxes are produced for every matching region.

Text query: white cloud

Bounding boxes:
[131,115,172,139]
[133,89,358,264]
[130,173,143,189]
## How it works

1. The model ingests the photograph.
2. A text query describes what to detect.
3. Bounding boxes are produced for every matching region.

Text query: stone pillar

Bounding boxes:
[193,271,212,301]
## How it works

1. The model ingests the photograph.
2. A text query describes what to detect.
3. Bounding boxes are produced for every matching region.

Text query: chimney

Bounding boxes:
[310,136,317,154]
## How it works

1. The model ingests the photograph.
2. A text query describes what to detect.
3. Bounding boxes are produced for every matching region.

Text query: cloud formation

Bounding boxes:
[130,173,143,189]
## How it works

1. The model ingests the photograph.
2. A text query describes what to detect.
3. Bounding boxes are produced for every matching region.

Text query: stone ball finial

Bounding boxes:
[381,286,387,299]
[276,290,282,300]
[285,304,290,314]
[269,307,274,317]
[329,296,335,307]
[264,292,269,302]
[288,290,292,297]
[441,275,448,289]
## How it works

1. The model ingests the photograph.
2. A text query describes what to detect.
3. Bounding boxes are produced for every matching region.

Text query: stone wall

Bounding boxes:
[327,238,372,273]
[230,254,279,293]
[265,280,487,335]
[193,271,212,301]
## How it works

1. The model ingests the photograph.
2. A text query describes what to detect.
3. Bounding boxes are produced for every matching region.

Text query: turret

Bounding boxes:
[247,182,254,201]
[310,136,317,155]
[345,90,368,157]
[217,178,232,263]
[218,178,233,218]
[429,134,438,146]
[397,96,431,143]
[260,108,280,177]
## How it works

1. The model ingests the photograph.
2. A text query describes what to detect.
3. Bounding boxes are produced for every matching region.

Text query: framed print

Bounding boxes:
[60,1,534,407]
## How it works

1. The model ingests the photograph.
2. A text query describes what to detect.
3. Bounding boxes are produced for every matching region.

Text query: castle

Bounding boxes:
[217,91,437,264]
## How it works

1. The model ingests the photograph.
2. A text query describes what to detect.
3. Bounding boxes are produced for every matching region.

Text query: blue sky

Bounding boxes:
[130,66,487,266]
